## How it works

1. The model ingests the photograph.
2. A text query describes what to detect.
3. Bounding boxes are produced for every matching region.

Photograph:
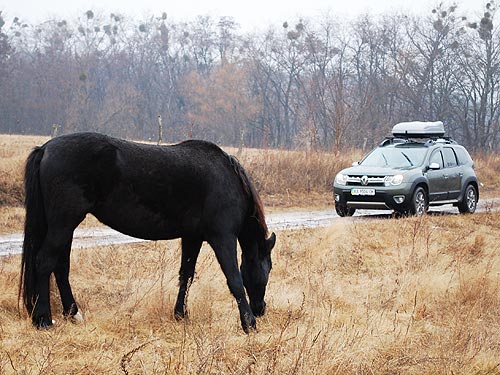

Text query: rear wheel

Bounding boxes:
[458,184,477,214]
[335,202,356,217]
[409,187,428,216]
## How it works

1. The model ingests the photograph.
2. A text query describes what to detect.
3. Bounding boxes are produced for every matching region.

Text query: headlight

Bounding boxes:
[384,174,403,186]
[335,173,348,186]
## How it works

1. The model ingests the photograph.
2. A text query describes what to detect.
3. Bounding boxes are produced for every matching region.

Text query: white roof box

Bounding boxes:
[392,121,445,138]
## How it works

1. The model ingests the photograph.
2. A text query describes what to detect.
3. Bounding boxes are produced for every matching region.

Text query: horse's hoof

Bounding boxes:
[174,311,187,321]
[70,311,84,324]
[174,305,189,321]
[241,314,257,334]
[35,317,54,329]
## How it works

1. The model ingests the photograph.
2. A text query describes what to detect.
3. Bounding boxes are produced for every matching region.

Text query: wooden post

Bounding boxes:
[157,115,163,145]
[51,124,60,138]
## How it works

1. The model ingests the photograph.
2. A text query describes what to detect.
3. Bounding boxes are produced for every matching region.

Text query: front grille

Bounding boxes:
[346,175,385,186]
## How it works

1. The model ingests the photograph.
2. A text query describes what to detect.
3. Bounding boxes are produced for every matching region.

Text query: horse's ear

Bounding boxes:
[266,232,276,252]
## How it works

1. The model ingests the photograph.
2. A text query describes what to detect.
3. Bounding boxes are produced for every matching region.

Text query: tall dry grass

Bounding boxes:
[0,135,49,233]
[474,153,500,198]
[3,133,499,221]
[0,134,499,373]
[1,134,499,213]
[0,135,49,207]
[235,147,362,209]
[0,212,499,374]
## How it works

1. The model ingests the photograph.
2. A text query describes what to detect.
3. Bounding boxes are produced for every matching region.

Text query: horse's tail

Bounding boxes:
[227,155,269,240]
[19,146,47,315]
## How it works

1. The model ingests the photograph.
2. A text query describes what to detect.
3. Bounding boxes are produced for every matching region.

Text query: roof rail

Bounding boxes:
[380,135,457,147]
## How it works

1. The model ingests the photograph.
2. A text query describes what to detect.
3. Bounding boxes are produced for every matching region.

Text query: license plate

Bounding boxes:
[351,188,375,196]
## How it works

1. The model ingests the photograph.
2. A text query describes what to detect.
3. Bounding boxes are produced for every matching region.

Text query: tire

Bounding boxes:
[409,187,428,216]
[335,202,356,217]
[458,184,477,214]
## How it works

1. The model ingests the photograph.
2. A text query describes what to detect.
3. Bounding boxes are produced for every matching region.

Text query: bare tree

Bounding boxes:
[452,2,500,151]
[1,4,499,152]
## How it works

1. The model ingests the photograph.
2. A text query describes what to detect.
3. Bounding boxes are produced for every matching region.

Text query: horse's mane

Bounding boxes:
[226,154,268,238]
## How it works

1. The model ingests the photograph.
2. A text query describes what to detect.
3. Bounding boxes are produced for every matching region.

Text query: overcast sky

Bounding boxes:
[0,0,488,31]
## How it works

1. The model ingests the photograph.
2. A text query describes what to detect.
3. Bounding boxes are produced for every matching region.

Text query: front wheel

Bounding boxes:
[458,184,477,214]
[335,202,356,217]
[409,187,428,216]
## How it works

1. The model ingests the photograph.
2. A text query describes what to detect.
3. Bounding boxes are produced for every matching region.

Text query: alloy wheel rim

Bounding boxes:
[467,189,476,210]
[415,192,426,214]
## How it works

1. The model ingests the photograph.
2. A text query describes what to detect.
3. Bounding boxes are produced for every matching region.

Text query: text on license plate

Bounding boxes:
[351,188,375,196]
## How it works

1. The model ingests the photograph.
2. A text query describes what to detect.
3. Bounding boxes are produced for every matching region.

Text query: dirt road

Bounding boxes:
[1,198,499,256]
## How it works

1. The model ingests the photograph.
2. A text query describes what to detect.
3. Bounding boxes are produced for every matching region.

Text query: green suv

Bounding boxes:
[333,121,479,216]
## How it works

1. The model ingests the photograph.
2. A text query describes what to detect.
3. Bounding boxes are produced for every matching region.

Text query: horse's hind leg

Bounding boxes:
[32,228,74,328]
[174,236,203,320]
[54,237,81,321]
[208,233,256,333]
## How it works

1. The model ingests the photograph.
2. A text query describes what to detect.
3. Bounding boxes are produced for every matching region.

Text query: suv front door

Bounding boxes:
[426,149,448,202]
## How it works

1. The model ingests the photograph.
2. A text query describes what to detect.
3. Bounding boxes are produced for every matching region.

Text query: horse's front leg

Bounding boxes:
[208,233,256,333]
[174,237,202,320]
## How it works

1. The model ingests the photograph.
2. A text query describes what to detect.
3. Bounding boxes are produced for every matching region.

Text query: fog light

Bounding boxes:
[393,195,405,204]
[334,194,340,202]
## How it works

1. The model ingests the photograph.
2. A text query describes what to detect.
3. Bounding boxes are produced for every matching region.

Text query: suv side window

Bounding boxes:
[442,147,458,168]
[430,150,443,168]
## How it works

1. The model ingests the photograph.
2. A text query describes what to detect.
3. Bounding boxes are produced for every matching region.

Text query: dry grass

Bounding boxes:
[2,133,499,227]
[1,134,499,211]
[234,147,361,210]
[0,211,499,374]
[0,134,499,374]
[0,135,49,207]
[474,153,500,198]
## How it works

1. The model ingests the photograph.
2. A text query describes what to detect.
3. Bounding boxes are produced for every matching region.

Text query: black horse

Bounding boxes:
[20,132,275,333]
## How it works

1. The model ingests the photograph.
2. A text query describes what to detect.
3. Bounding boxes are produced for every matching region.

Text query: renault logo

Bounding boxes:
[361,175,369,186]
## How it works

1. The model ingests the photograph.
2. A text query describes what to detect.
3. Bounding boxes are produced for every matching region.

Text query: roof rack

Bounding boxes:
[377,121,457,146]
[380,136,457,147]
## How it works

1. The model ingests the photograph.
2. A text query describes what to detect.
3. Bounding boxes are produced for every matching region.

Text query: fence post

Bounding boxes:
[157,115,163,145]
[51,124,60,138]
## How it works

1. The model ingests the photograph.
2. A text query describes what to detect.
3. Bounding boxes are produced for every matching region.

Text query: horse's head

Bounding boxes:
[240,232,276,317]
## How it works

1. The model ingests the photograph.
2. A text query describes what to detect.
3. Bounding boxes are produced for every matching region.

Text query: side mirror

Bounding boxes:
[429,162,440,170]
[352,161,360,167]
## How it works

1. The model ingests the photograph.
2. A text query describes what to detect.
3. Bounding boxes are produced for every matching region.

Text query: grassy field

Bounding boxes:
[0,212,499,374]
[0,134,499,374]
[1,133,500,231]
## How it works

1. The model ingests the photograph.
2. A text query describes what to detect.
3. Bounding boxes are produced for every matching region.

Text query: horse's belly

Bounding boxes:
[92,202,195,241]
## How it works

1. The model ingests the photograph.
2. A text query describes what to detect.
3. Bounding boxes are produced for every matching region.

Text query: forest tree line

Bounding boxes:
[0,2,499,152]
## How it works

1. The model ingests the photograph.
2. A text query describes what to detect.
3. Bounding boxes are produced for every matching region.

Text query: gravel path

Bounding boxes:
[1,198,499,257]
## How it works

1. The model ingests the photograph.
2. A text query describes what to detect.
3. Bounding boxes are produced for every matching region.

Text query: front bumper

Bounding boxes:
[333,183,414,211]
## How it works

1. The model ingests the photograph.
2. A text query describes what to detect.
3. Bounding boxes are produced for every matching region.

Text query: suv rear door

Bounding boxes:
[442,147,462,200]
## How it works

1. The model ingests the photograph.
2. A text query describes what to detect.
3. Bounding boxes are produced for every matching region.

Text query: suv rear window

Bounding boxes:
[455,147,473,165]
[442,147,458,168]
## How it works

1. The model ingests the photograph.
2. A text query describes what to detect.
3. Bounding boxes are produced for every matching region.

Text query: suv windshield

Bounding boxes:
[360,146,426,168]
